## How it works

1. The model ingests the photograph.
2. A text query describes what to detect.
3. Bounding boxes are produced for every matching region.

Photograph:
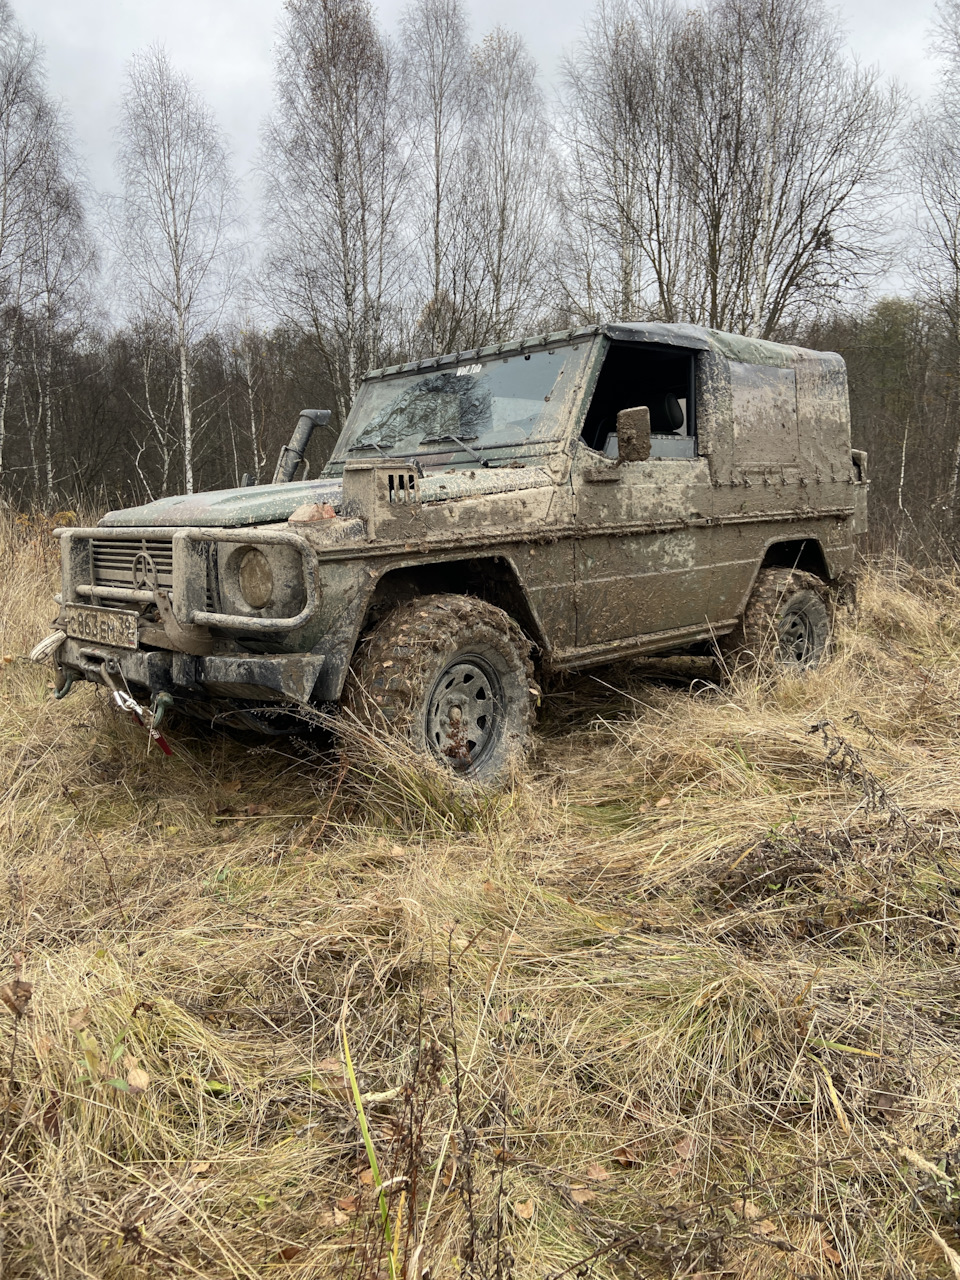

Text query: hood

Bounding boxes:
[98,478,344,528]
[98,464,555,529]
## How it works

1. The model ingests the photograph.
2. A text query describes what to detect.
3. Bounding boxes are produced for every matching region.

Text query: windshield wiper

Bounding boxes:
[348,440,391,456]
[427,433,490,466]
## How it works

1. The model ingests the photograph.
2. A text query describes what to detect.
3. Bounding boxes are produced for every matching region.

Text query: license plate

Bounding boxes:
[64,604,139,649]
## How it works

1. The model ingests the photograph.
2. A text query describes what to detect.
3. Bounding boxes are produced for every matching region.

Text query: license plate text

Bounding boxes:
[64,604,139,649]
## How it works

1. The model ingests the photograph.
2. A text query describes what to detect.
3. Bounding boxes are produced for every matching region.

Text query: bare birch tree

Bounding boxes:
[700,0,900,335]
[399,0,477,354]
[558,0,688,323]
[27,112,95,507]
[111,46,241,494]
[911,0,960,518]
[468,28,553,341]
[263,0,406,422]
[228,320,268,485]
[558,0,900,335]
[0,1,64,480]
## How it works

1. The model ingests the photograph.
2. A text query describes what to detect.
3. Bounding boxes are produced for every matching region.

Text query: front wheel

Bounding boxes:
[721,568,832,672]
[344,595,538,784]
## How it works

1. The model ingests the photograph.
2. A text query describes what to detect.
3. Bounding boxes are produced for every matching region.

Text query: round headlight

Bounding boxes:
[238,548,274,609]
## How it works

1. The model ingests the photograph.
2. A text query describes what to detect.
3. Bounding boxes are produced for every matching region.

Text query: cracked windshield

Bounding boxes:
[333,345,587,462]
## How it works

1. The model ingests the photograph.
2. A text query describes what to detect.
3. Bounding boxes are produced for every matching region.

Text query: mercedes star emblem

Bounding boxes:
[131,551,158,591]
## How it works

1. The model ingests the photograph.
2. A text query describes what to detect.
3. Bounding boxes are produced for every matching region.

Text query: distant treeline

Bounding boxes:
[3,0,960,556]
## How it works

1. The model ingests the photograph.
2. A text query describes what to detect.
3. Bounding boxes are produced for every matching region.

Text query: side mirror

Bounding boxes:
[616,405,651,464]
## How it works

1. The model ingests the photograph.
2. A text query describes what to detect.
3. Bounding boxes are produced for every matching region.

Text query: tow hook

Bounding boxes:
[100,661,173,757]
[151,692,174,729]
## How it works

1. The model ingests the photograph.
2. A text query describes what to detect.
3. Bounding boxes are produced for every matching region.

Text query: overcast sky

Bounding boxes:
[29,0,937,200]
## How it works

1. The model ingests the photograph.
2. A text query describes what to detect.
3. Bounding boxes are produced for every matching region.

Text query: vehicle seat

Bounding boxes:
[654,393,684,434]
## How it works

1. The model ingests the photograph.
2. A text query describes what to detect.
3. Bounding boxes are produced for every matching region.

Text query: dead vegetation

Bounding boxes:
[3,511,960,1277]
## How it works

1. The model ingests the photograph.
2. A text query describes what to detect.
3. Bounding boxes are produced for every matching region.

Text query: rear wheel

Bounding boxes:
[722,568,831,672]
[344,594,538,784]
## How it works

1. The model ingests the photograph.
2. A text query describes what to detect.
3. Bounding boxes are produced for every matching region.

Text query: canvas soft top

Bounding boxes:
[363,322,838,381]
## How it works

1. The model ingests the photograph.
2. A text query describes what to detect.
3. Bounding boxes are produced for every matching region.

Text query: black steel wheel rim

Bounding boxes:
[425,654,504,772]
[778,605,818,666]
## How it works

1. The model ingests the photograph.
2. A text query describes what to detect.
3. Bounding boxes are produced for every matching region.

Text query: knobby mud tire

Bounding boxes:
[721,568,832,673]
[343,594,538,785]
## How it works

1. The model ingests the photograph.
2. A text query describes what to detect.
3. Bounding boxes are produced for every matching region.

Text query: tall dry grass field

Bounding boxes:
[3,507,960,1278]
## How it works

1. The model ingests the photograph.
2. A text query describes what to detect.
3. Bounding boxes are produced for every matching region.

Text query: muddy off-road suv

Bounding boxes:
[36,323,867,782]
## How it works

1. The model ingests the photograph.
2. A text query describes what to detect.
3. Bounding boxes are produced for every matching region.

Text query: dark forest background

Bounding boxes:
[5,0,960,555]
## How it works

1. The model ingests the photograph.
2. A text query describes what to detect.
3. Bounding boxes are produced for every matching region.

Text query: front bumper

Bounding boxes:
[59,638,327,705]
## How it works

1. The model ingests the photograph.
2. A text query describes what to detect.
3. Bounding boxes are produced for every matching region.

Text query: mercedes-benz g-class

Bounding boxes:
[35,323,867,782]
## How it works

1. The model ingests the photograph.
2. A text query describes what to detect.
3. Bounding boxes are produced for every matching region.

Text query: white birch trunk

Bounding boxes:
[0,347,12,481]
[178,325,193,494]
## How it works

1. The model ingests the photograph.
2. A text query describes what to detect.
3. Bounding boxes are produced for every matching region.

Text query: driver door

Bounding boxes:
[573,450,718,651]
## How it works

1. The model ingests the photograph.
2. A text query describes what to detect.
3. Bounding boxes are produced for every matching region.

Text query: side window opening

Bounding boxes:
[580,343,697,460]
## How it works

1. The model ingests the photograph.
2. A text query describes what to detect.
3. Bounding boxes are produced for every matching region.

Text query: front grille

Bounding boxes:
[91,537,174,592]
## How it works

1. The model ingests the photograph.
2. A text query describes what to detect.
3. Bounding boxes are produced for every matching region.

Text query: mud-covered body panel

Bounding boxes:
[100,477,345,528]
[48,322,866,719]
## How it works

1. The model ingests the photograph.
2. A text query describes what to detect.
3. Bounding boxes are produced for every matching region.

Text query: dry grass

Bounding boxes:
[3,508,960,1277]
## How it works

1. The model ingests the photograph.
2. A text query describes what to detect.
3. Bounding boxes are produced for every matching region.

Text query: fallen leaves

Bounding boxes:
[613,1144,643,1168]
[821,1238,843,1266]
[513,1198,535,1220]
[126,1066,150,1092]
[568,1185,597,1205]
[751,1216,778,1238]
[39,1092,61,1137]
[735,1199,777,1237]
[869,1089,904,1123]
[68,1005,90,1031]
[0,977,32,1016]
[674,1134,695,1160]
[584,1162,610,1181]
[666,1133,697,1177]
